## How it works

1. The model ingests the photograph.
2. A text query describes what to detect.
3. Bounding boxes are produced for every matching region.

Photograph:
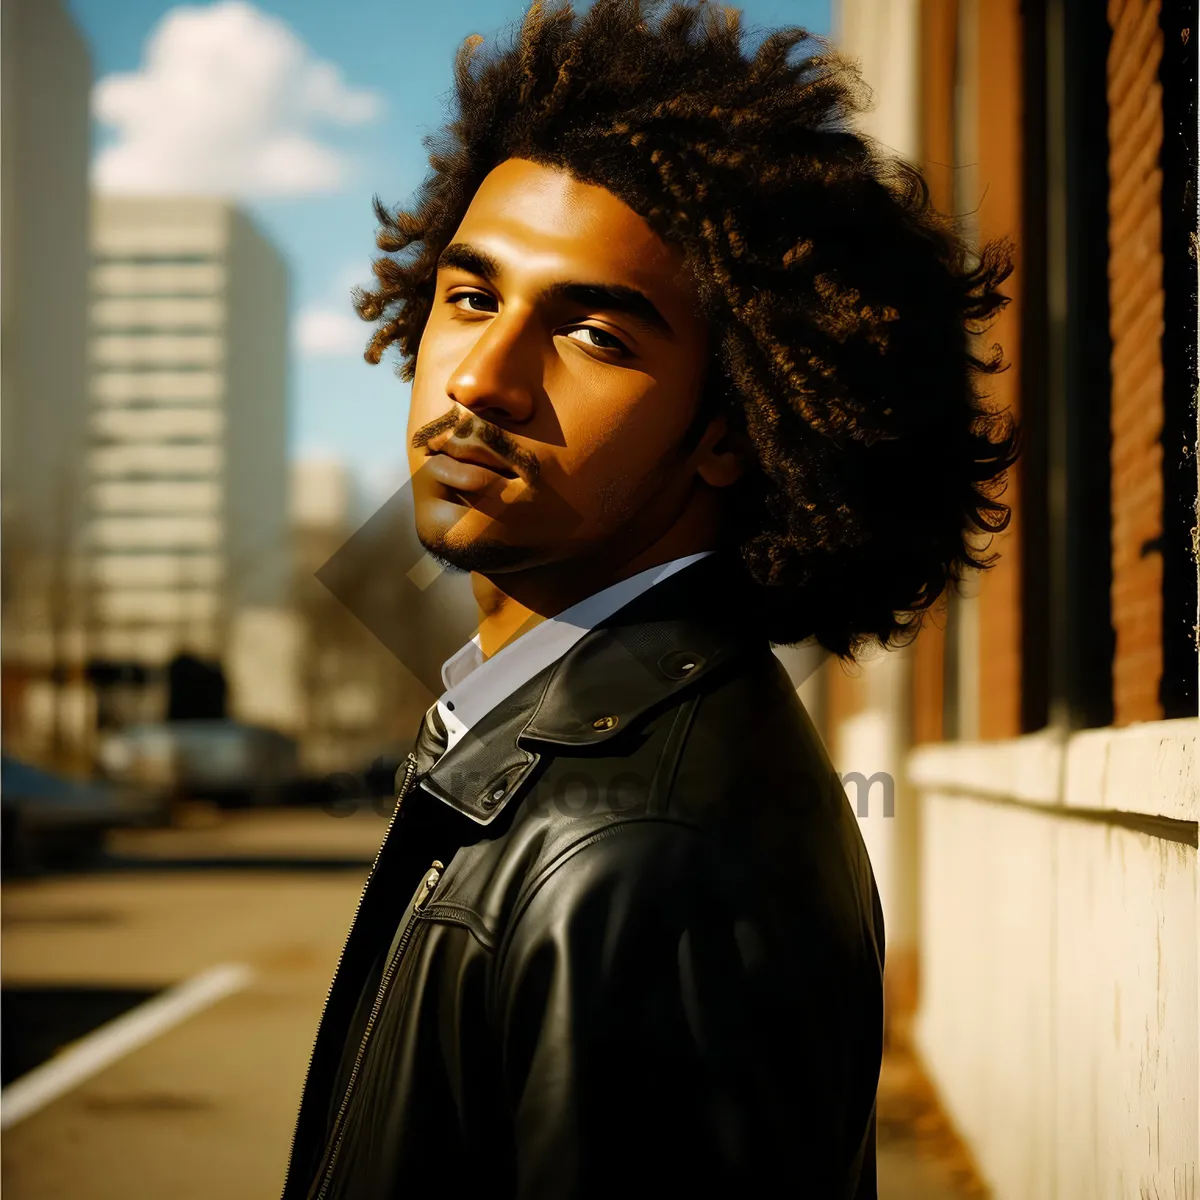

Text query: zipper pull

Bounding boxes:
[413,861,443,913]
[394,750,418,805]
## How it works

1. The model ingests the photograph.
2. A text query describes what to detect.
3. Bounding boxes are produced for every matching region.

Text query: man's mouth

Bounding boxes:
[425,453,516,493]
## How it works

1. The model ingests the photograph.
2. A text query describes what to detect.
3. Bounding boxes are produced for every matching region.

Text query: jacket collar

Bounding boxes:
[415,548,767,826]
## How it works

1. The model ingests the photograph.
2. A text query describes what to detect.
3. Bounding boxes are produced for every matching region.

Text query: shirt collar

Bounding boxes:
[417,546,769,824]
[435,551,714,740]
[441,635,484,692]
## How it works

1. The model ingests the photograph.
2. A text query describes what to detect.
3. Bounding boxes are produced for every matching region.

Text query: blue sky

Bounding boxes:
[67,0,829,496]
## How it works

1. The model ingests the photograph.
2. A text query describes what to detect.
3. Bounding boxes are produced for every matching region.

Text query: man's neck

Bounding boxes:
[469,516,721,660]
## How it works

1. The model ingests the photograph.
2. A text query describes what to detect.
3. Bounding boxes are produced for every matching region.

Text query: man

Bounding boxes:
[281,2,1018,1197]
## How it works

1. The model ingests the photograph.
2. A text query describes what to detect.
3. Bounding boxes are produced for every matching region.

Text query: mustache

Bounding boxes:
[412,410,540,480]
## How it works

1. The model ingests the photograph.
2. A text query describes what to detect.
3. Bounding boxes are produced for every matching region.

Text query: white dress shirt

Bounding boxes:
[429,551,714,762]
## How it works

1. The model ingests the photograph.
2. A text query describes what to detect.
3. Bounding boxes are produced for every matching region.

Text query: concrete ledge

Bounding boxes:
[907,719,1199,825]
[1063,718,1198,822]
[907,727,1065,807]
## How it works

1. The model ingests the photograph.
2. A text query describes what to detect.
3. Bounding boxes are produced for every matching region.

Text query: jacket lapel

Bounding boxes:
[417,549,766,826]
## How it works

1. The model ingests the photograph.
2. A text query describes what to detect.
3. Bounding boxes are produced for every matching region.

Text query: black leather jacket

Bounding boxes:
[281,551,885,1200]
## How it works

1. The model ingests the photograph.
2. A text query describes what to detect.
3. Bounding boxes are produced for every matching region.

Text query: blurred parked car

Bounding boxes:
[1,755,167,874]
[280,744,412,813]
[96,719,300,808]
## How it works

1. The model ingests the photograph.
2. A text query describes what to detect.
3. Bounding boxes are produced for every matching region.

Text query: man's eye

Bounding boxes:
[446,293,628,356]
[565,326,629,355]
[449,291,496,313]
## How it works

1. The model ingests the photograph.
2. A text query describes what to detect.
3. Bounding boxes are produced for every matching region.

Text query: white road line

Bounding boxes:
[1,961,255,1129]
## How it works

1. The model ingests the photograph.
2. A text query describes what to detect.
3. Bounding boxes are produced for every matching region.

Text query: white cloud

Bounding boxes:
[92,1,383,197]
[294,307,370,358]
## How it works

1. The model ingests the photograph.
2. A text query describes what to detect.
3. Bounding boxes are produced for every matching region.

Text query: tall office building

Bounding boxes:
[0,0,93,760]
[87,197,289,672]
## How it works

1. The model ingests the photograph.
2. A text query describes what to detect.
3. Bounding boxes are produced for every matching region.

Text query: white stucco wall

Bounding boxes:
[835,649,920,961]
[829,0,924,1002]
[833,0,921,162]
[909,720,1198,1198]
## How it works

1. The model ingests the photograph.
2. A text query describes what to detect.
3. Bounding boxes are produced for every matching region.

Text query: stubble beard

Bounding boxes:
[416,435,693,577]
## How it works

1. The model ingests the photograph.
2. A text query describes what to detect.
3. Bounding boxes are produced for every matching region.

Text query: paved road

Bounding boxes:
[2,807,985,1199]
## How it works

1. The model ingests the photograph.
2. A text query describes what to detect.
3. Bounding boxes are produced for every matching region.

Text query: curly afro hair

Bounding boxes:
[353,0,1020,660]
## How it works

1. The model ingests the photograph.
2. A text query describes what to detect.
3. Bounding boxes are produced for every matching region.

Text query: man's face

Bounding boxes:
[408,157,717,574]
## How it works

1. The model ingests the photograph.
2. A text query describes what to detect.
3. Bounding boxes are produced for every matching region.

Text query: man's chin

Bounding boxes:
[415,525,533,574]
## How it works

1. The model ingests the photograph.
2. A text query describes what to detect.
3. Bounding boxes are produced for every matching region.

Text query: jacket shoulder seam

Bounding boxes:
[492,814,707,982]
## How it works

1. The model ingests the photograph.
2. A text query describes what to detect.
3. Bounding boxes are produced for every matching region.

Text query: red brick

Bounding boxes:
[1107,0,1166,726]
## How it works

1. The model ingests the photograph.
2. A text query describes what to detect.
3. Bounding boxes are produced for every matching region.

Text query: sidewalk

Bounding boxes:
[877,1029,990,1200]
[108,807,991,1198]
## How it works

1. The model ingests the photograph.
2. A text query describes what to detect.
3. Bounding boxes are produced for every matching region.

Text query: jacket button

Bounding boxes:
[658,650,703,679]
[592,715,618,731]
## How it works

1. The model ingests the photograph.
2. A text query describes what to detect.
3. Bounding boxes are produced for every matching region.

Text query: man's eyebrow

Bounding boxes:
[437,242,501,281]
[435,241,676,339]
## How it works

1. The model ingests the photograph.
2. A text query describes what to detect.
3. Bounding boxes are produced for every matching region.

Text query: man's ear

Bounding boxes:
[695,412,748,488]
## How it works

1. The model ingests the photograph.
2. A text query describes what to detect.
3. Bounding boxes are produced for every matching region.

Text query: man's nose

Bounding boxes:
[446,313,538,422]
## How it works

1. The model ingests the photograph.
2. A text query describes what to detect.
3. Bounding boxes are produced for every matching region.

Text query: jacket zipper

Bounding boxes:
[313,856,444,1200]
[281,750,418,1200]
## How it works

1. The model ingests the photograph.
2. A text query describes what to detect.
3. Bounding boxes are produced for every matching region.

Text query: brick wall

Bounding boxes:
[1106,0,1166,725]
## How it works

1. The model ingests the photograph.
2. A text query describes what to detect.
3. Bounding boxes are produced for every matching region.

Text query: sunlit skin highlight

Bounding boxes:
[407,157,745,658]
